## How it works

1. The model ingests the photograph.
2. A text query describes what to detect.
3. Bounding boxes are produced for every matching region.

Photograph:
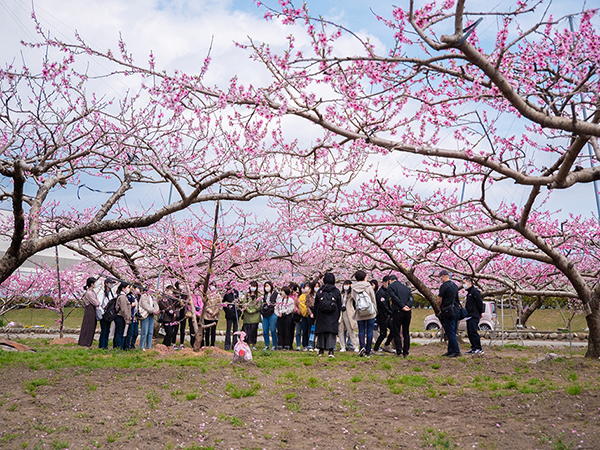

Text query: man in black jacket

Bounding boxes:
[387,274,414,357]
[373,276,394,354]
[223,283,239,350]
[464,276,485,354]
[438,270,461,357]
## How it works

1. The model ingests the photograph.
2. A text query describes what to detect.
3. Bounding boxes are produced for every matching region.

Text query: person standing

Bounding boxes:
[464,277,484,355]
[98,279,117,350]
[78,277,99,347]
[223,283,240,351]
[202,285,221,347]
[188,292,203,348]
[387,274,414,357]
[242,281,261,350]
[437,270,461,357]
[299,282,315,351]
[373,276,393,354]
[261,281,279,350]
[314,273,342,357]
[159,285,179,348]
[275,286,295,350]
[138,286,159,350]
[338,280,359,353]
[114,283,131,350]
[124,285,140,350]
[351,270,378,357]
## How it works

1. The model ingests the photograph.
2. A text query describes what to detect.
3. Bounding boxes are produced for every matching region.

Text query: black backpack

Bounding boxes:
[103,297,118,322]
[318,290,337,313]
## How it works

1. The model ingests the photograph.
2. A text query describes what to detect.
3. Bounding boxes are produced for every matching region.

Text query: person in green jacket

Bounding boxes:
[242,281,262,350]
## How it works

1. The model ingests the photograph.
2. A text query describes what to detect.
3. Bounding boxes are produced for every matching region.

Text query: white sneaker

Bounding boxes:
[179,344,184,350]
[339,349,346,352]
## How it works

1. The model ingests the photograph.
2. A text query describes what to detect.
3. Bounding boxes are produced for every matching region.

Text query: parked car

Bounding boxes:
[423,301,497,331]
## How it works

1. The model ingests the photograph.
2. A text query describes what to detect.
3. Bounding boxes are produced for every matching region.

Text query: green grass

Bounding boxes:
[225,381,261,398]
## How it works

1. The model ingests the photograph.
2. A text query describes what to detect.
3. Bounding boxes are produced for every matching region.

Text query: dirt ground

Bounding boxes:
[0,342,599,450]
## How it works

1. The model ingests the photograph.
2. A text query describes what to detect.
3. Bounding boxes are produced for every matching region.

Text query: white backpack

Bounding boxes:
[356,291,375,316]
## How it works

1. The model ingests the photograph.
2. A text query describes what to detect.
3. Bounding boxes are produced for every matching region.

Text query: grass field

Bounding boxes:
[1,305,589,332]
[0,340,598,449]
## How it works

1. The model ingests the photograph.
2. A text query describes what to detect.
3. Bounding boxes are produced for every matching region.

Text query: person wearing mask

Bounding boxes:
[290,282,304,350]
[138,286,159,351]
[373,276,394,354]
[114,282,131,350]
[352,270,378,357]
[299,282,316,351]
[124,285,140,350]
[314,273,342,357]
[98,278,117,350]
[338,280,359,353]
[223,283,240,351]
[463,276,485,355]
[261,281,279,350]
[275,286,295,350]
[78,277,99,348]
[159,285,180,348]
[242,281,261,350]
[438,270,461,357]
[202,285,221,347]
[387,274,414,358]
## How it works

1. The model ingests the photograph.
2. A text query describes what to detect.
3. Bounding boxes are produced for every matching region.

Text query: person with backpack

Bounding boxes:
[351,270,378,357]
[98,278,117,350]
[275,286,295,350]
[138,285,159,351]
[114,282,131,350]
[372,276,394,354]
[438,269,461,357]
[78,277,100,348]
[463,276,484,355]
[314,272,342,357]
[338,280,359,353]
[223,283,240,350]
[387,274,414,357]
[261,281,279,350]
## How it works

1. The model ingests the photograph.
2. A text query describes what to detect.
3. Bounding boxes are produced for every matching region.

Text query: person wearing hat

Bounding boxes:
[78,277,99,347]
[437,269,461,357]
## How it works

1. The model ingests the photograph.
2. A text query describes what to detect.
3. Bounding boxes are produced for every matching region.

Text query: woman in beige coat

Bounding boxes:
[351,270,378,357]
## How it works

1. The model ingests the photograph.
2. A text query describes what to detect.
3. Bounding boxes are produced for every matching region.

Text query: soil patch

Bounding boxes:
[0,342,598,449]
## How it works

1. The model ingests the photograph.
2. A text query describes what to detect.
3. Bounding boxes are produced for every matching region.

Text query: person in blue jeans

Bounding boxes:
[124,285,140,350]
[437,270,461,357]
[351,270,378,357]
[261,281,279,350]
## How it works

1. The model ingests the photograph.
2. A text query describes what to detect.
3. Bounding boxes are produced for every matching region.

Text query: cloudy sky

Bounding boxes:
[1,0,598,224]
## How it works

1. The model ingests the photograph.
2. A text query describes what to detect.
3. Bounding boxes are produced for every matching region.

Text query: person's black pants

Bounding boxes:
[163,324,178,347]
[374,315,390,351]
[225,318,238,350]
[203,319,218,347]
[179,317,187,345]
[467,317,482,350]
[242,322,259,345]
[391,310,412,355]
[277,314,294,349]
[113,316,126,349]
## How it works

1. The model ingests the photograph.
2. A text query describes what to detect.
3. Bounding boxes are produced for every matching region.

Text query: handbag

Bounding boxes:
[157,312,165,324]
[95,306,104,321]
[292,313,302,323]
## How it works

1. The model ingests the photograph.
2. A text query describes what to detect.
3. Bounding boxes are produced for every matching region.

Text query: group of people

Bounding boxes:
[78,268,485,358]
[219,270,415,358]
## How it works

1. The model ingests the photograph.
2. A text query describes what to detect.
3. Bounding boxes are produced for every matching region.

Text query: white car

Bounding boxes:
[423,301,497,331]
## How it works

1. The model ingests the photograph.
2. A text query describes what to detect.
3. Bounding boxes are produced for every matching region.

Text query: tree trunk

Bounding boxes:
[584,295,600,358]
[519,296,543,327]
